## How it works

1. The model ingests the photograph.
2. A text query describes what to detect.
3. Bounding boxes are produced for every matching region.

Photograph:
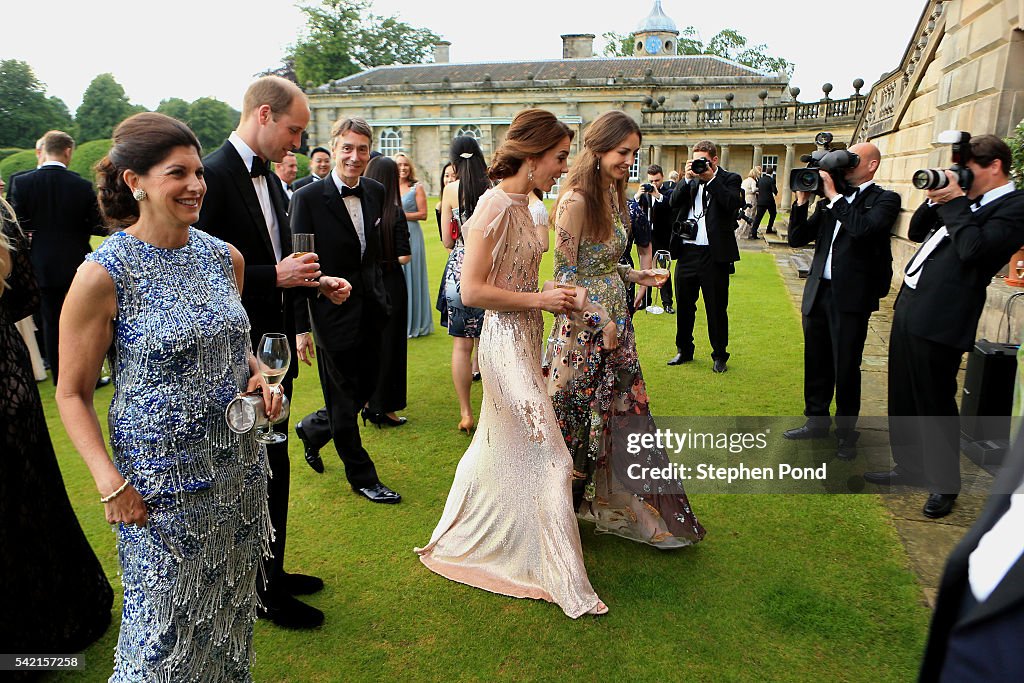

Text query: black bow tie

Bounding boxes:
[971,195,983,208]
[340,184,362,198]
[250,157,268,178]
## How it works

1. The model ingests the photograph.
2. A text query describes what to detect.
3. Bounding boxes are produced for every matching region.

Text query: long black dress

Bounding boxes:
[0,217,113,658]
[367,207,411,415]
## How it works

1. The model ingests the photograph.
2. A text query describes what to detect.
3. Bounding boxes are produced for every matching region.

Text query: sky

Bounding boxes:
[4,0,926,112]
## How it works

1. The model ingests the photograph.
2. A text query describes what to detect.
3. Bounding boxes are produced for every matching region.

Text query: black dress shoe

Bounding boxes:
[262,593,324,629]
[667,353,693,366]
[923,493,957,519]
[712,359,727,373]
[664,305,675,314]
[95,375,111,389]
[281,572,324,596]
[472,372,482,382]
[295,422,324,474]
[836,432,859,461]
[783,424,830,440]
[353,482,401,504]
[863,468,921,487]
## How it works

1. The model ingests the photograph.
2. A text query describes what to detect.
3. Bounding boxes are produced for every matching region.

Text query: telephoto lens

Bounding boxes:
[912,169,949,191]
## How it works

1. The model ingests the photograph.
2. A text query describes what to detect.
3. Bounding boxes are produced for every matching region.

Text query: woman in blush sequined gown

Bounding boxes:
[56,113,281,682]
[546,111,706,549]
[417,109,607,618]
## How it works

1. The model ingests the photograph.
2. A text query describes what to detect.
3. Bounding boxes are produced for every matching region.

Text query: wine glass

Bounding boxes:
[255,333,290,445]
[646,250,671,315]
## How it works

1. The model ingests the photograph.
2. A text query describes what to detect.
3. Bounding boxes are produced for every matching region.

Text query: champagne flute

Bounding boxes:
[292,233,314,258]
[646,250,671,315]
[255,333,290,445]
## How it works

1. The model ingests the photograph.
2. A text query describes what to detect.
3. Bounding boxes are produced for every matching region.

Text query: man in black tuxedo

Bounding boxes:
[8,130,104,384]
[782,143,899,460]
[274,151,298,201]
[864,135,1024,519]
[919,434,1024,681]
[668,140,742,373]
[292,146,331,191]
[633,164,674,313]
[195,76,331,629]
[291,117,402,506]
[750,171,778,238]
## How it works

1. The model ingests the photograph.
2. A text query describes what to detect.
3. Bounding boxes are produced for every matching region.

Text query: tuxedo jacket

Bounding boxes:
[638,186,674,251]
[7,165,104,288]
[755,174,778,207]
[292,174,322,192]
[899,191,1024,351]
[919,437,1024,681]
[195,140,296,372]
[668,167,742,263]
[289,176,396,352]
[788,184,899,315]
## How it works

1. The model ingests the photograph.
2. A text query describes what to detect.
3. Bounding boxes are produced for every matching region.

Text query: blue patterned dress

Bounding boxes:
[87,228,270,682]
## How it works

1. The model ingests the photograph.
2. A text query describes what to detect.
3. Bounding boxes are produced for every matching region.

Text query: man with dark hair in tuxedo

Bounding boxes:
[864,134,1024,520]
[633,163,674,313]
[668,140,742,373]
[293,146,331,191]
[291,116,403,507]
[8,130,105,384]
[196,75,343,629]
[782,143,900,461]
[750,169,778,238]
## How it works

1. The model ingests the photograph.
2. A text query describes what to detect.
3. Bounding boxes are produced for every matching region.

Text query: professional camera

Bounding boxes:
[912,130,974,192]
[736,204,753,226]
[641,183,655,193]
[690,157,711,176]
[789,131,859,197]
[674,217,699,240]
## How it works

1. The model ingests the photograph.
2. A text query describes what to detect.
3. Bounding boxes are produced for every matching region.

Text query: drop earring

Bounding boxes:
[528,166,534,183]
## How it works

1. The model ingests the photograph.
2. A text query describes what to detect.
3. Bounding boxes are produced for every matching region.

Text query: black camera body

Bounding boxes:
[641,183,655,193]
[675,217,699,240]
[690,157,711,176]
[912,130,974,192]
[789,131,859,197]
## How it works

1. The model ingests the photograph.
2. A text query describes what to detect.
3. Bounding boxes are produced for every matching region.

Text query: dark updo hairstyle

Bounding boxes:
[488,108,573,182]
[96,112,202,228]
[449,136,489,221]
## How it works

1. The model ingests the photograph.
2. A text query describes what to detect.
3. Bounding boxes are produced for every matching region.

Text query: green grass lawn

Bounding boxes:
[44,203,929,681]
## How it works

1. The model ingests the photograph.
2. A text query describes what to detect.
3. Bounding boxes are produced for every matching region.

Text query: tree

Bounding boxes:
[0,60,58,147]
[187,97,239,152]
[156,97,190,122]
[76,73,144,142]
[598,27,792,75]
[287,0,440,87]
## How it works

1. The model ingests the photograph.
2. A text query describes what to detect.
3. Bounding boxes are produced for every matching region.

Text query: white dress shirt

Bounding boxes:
[228,131,282,262]
[968,475,1024,602]
[684,169,719,247]
[39,160,67,169]
[822,181,874,280]
[279,177,293,200]
[904,181,1016,289]
[331,169,366,256]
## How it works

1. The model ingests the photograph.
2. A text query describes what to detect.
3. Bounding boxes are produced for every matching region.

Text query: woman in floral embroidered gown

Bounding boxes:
[546,110,706,549]
[417,109,607,618]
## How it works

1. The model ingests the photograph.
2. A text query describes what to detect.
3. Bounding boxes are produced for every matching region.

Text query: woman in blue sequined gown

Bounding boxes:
[56,113,279,682]
[545,111,706,549]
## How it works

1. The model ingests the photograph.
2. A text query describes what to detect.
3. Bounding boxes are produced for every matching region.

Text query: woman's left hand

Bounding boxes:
[246,372,283,421]
[633,268,663,287]
[601,320,618,352]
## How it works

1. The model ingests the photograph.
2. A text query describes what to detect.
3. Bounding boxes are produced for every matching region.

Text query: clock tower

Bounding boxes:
[633,0,679,57]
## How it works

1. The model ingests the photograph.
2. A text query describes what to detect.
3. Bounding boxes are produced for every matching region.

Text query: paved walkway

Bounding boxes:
[761,227,992,608]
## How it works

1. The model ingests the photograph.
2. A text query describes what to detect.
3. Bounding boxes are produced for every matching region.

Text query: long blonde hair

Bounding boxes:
[558,111,640,242]
[0,197,17,292]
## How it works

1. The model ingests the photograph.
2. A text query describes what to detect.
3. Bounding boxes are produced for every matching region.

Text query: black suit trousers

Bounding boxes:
[753,203,777,232]
[316,332,382,490]
[39,285,69,384]
[258,376,292,602]
[887,288,963,494]
[801,280,870,433]
[673,245,730,361]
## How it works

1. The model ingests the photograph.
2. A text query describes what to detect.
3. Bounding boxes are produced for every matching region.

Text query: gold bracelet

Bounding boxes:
[100,480,129,504]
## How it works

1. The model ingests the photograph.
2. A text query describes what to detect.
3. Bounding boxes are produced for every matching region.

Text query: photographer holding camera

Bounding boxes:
[633,164,675,312]
[667,140,742,373]
[864,134,1024,519]
[783,142,900,460]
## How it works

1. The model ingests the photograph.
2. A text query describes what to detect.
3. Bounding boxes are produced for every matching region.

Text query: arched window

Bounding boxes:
[455,125,482,140]
[379,128,402,156]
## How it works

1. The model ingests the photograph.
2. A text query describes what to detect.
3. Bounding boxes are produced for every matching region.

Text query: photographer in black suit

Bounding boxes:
[783,143,899,460]
[8,130,105,384]
[668,140,742,373]
[750,170,778,238]
[633,164,674,312]
[864,135,1024,519]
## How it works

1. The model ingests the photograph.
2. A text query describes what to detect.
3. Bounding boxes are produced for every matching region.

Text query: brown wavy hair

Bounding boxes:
[96,112,201,228]
[558,110,640,242]
[488,108,574,182]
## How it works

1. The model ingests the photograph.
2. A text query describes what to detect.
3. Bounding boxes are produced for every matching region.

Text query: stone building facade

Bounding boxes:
[305,2,866,203]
